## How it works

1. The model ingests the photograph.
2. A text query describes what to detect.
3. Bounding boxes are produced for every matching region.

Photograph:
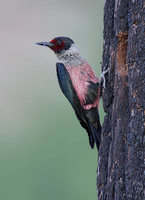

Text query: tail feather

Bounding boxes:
[88,121,101,150]
[85,108,102,150]
[88,134,95,148]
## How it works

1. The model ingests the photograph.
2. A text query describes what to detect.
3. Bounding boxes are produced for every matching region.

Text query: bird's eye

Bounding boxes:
[57,40,62,45]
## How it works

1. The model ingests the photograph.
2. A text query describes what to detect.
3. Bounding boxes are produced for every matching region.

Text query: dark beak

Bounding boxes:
[35,42,54,48]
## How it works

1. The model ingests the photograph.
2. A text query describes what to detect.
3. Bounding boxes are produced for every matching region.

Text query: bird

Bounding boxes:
[36,37,102,150]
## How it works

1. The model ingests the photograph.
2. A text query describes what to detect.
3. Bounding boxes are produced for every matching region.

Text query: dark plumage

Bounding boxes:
[56,63,101,149]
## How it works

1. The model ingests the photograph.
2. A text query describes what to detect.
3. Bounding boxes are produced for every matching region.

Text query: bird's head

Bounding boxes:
[36,37,75,55]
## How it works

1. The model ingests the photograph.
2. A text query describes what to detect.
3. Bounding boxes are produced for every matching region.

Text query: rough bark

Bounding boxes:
[97,0,145,200]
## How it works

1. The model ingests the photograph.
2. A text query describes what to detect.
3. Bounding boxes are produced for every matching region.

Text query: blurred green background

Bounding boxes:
[0,0,104,199]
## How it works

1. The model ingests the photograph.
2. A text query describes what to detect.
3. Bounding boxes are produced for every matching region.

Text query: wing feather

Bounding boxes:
[85,81,100,105]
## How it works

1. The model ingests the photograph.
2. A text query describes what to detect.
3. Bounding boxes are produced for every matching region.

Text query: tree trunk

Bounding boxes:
[97,0,145,200]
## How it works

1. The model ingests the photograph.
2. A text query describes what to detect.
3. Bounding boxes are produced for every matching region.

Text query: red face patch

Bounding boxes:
[50,38,65,53]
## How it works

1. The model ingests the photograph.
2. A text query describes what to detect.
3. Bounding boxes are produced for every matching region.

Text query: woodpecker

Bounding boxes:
[36,37,102,149]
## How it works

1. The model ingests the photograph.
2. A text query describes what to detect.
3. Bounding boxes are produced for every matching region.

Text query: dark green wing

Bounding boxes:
[56,62,101,149]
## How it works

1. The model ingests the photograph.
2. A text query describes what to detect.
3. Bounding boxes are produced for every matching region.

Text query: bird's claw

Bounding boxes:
[100,68,109,89]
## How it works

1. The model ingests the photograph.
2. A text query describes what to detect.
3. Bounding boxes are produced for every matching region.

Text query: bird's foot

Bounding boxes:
[100,68,109,89]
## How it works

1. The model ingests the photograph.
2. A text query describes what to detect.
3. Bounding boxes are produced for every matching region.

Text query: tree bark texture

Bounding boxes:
[97,1,145,200]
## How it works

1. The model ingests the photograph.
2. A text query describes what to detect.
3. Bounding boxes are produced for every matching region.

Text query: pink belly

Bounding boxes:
[66,64,100,110]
